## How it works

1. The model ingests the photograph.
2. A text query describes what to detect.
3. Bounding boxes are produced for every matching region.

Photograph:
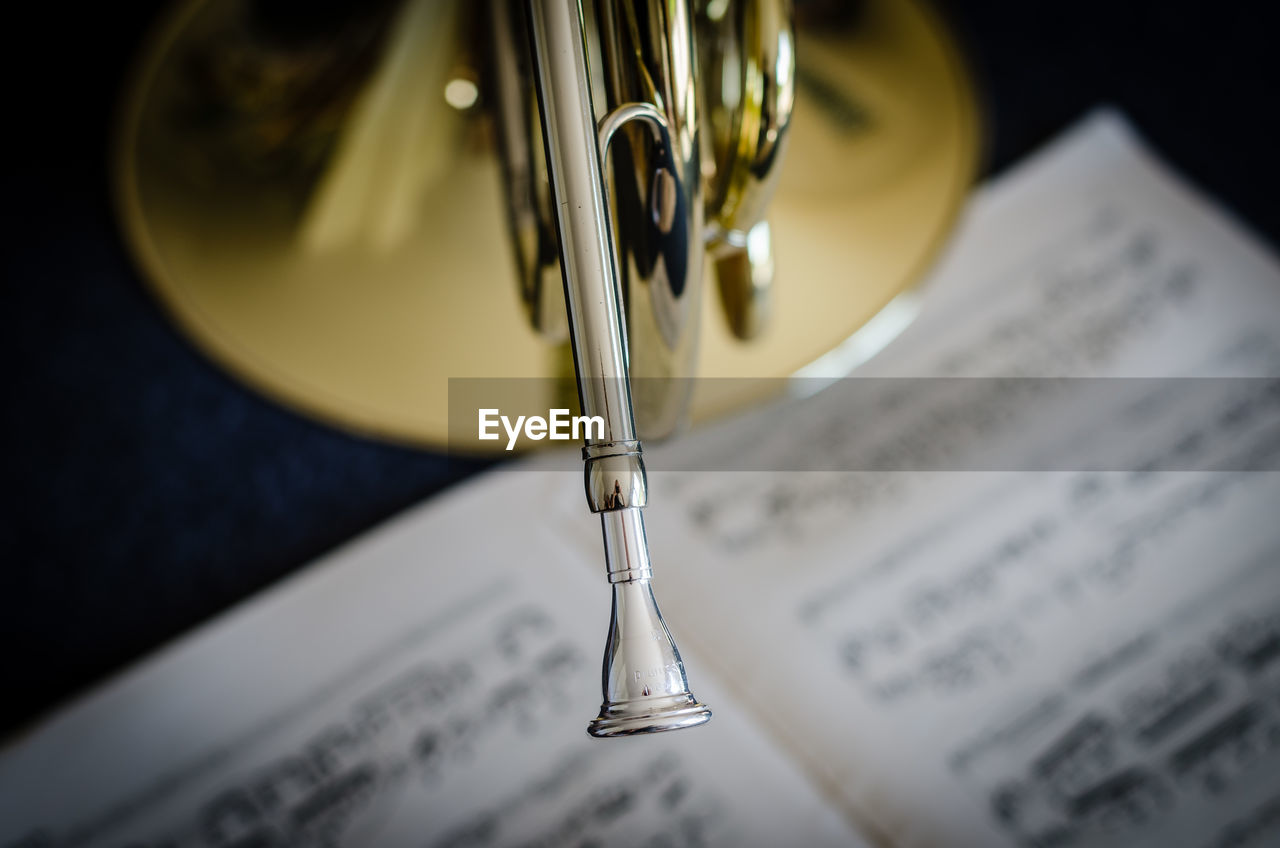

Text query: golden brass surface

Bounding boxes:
[115,0,980,451]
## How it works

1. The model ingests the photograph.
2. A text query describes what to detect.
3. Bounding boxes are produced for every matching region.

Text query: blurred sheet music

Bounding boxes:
[3,110,1278,848]
[0,479,860,848]
[630,111,1280,848]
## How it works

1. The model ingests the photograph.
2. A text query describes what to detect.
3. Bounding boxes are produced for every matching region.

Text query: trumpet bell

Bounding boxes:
[114,0,980,451]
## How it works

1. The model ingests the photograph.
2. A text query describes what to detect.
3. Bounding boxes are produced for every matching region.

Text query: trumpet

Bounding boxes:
[499,0,794,735]
[116,0,978,738]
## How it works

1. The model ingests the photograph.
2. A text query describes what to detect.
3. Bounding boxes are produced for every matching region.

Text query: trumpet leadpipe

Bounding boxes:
[526,0,711,737]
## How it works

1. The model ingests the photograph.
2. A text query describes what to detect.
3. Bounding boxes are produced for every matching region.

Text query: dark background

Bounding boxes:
[3,0,1277,737]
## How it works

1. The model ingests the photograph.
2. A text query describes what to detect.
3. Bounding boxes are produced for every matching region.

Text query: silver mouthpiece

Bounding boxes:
[589,510,711,737]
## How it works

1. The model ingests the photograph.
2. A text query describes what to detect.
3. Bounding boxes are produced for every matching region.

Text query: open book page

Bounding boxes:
[588,112,1278,847]
[0,473,863,848]
[6,109,1276,848]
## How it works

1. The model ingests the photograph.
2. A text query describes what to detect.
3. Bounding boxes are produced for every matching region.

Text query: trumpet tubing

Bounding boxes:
[518,0,794,735]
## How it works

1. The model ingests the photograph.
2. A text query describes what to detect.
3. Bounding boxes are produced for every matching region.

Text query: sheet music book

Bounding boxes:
[4,110,1278,848]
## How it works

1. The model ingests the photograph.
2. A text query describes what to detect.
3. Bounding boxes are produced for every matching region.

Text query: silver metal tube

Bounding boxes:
[600,508,652,584]
[527,0,634,447]
[527,0,710,737]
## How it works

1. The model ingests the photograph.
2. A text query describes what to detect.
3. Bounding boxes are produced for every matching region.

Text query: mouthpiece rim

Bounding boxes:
[587,696,712,737]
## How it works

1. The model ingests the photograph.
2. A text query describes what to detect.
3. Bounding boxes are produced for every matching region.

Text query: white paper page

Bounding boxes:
[0,472,863,848]
[538,111,1280,848]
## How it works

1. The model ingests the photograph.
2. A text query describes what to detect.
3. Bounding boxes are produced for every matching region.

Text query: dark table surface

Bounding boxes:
[3,0,1278,737]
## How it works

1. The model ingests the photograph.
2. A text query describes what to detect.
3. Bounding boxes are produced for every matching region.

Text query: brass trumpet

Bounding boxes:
[115,0,978,737]
[501,0,795,735]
